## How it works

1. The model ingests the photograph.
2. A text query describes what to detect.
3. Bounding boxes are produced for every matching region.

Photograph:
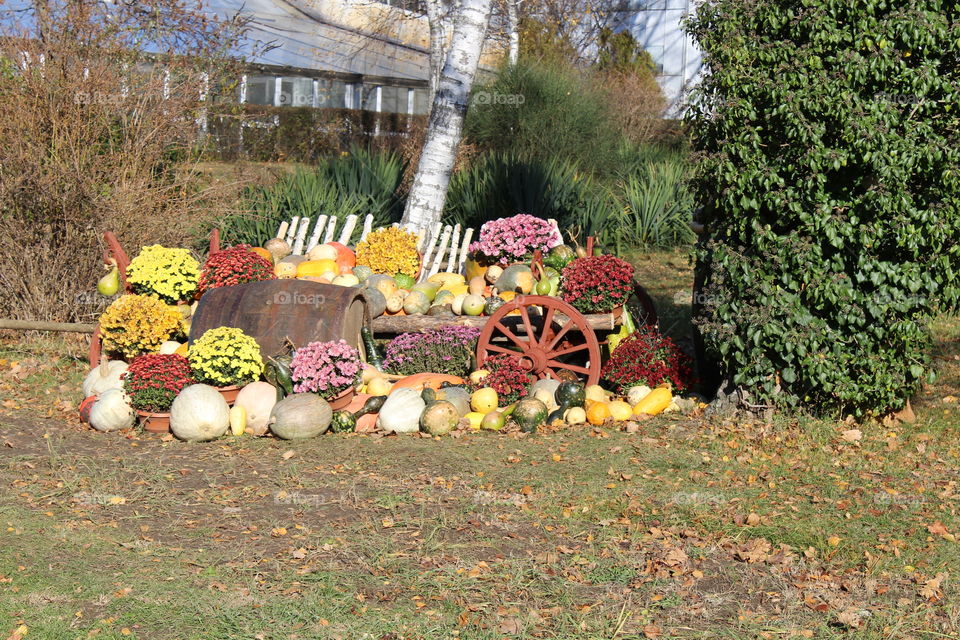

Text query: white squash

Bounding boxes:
[626,385,652,407]
[89,388,135,432]
[530,379,560,412]
[234,381,278,436]
[158,341,183,355]
[269,394,332,439]
[170,384,230,442]
[82,360,129,398]
[377,388,425,434]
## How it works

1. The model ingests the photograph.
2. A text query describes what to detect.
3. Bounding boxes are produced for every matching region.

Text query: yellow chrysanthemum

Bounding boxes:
[355,227,421,277]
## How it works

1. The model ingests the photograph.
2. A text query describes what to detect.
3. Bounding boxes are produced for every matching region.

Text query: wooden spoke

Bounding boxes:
[485,343,522,357]
[539,305,557,346]
[547,342,590,359]
[493,322,528,350]
[519,306,535,345]
[547,360,591,375]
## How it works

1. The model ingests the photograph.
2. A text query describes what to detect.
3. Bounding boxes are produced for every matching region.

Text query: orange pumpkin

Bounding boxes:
[251,247,274,263]
[327,242,356,271]
[586,402,611,426]
[391,373,465,392]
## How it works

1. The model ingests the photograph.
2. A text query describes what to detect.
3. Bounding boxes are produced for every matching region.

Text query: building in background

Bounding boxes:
[617,0,702,113]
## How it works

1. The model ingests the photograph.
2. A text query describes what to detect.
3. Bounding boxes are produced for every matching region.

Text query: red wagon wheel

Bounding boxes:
[476,295,602,386]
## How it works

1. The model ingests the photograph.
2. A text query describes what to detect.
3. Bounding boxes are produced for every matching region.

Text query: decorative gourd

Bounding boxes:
[421,387,437,404]
[410,282,439,302]
[82,360,129,398]
[555,381,585,408]
[585,384,608,403]
[352,265,374,283]
[427,304,454,317]
[433,290,455,306]
[88,388,135,432]
[435,386,471,416]
[484,296,506,316]
[428,272,466,287]
[330,410,357,433]
[608,400,633,421]
[274,262,297,279]
[170,384,230,442]
[461,294,486,316]
[441,283,470,297]
[392,373,466,392]
[264,356,294,397]
[297,259,339,279]
[234,381,278,436]
[494,265,535,294]
[307,243,339,262]
[366,376,392,397]
[353,395,387,419]
[377,388,425,434]
[360,327,383,369]
[264,238,292,261]
[327,242,357,272]
[229,405,247,436]
[633,387,672,416]
[269,393,332,439]
[363,288,387,319]
[481,411,505,430]
[564,406,587,425]
[586,402,611,426]
[513,397,547,433]
[403,290,431,315]
[530,379,560,412]
[394,273,416,290]
[627,385,652,406]
[485,265,503,284]
[468,276,486,296]
[159,341,183,355]
[420,400,459,436]
[385,292,404,314]
[451,294,467,315]
[470,387,498,414]
[464,411,484,429]
[366,274,399,299]
[332,274,360,287]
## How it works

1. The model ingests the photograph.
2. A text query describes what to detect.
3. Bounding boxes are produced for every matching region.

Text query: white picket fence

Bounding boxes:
[275,214,561,281]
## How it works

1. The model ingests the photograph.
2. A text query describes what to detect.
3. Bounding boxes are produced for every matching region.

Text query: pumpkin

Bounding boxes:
[229,405,247,436]
[420,400,459,435]
[627,385,652,406]
[82,360,129,398]
[170,384,230,442]
[468,276,486,296]
[251,247,274,264]
[158,340,183,355]
[633,387,672,416]
[330,410,357,433]
[352,265,373,283]
[363,288,387,318]
[269,393,332,439]
[234,381,278,436]
[307,243,339,262]
[264,238,292,261]
[89,388,135,432]
[367,274,399,298]
[470,387,498,414]
[327,242,356,271]
[564,406,587,425]
[494,265,535,294]
[403,290,431,315]
[435,386,471,416]
[513,397,547,433]
[481,410,505,430]
[392,373,466,392]
[274,262,297,279]
[586,402,611,426]
[297,259,339,279]
[608,400,633,421]
[377,388,425,434]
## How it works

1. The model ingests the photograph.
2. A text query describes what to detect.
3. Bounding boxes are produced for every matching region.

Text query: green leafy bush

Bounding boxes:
[687,0,960,415]
[219,146,404,247]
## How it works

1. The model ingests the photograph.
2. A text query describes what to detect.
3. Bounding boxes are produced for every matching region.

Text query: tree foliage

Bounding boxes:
[687,0,960,415]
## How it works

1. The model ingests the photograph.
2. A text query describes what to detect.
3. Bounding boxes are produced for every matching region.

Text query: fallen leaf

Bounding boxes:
[281,450,296,460]
[841,429,862,443]
[836,608,864,629]
[498,617,522,635]
[642,624,661,639]
[271,527,287,537]
[920,573,948,601]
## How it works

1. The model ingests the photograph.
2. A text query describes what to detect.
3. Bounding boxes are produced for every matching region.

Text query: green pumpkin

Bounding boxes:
[330,410,356,433]
[513,397,548,433]
[555,381,585,407]
[484,296,506,316]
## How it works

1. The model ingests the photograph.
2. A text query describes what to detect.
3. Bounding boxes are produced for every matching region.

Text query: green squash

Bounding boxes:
[264,356,294,397]
[494,265,535,294]
[513,397,548,433]
[353,395,387,419]
[330,410,357,433]
[543,245,576,270]
[484,296,506,316]
[555,381,585,407]
[403,290,431,315]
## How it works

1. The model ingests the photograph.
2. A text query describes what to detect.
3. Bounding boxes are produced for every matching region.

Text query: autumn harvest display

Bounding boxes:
[80,214,699,440]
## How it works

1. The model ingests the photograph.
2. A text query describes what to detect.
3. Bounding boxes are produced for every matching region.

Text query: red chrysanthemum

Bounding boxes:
[198,245,275,294]
[601,326,694,394]
[560,255,635,314]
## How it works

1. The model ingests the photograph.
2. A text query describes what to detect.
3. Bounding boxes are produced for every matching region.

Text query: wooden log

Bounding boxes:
[0,319,97,333]
[307,215,328,252]
[338,215,358,245]
[446,224,461,273]
[457,227,474,274]
[285,216,300,244]
[360,214,374,242]
[292,217,311,255]
[428,226,451,278]
[323,216,338,243]
[371,311,614,333]
[276,220,289,240]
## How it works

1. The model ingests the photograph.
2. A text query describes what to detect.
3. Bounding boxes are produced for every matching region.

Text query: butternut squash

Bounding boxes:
[633,387,672,416]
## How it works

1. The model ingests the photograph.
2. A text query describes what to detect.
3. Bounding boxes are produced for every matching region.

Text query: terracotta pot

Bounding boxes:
[217,385,241,405]
[611,305,624,321]
[138,410,171,433]
[326,386,355,411]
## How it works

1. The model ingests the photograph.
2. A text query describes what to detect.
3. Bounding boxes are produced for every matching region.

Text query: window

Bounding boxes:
[279,77,314,107]
[244,75,275,105]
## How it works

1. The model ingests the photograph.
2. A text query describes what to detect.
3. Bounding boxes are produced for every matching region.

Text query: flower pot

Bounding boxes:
[138,410,171,433]
[216,385,242,405]
[326,386,355,411]
[611,305,624,321]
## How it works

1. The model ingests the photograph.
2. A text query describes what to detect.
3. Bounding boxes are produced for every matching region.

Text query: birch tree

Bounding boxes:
[505,0,520,65]
[401,0,493,229]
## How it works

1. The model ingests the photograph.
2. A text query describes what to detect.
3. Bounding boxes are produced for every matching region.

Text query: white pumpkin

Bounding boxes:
[530,379,560,412]
[269,394,332,439]
[307,243,339,261]
[627,385,652,407]
[377,388,425,434]
[89,388,135,432]
[158,341,183,355]
[233,381,278,436]
[170,384,230,442]
[82,360,129,398]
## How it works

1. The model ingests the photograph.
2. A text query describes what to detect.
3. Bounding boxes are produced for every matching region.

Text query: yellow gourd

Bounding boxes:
[296,259,339,278]
[274,262,297,279]
[470,387,498,414]
[229,405,247,436]
[607,400,633,421]
[633,387,672,416]
[586,402,610,426]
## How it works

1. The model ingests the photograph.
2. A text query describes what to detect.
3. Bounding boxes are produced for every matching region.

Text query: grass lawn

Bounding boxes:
[0,251,957,639]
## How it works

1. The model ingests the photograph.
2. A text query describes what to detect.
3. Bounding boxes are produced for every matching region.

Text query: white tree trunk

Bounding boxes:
[424,0,448,104]
[506,0,520,66]
[402,0,493,230]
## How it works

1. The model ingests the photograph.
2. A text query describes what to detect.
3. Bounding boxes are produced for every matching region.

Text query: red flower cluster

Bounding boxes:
[477,354,532,405]
[198,245,275,294]
[561,255,635,314]
[123,353,194,412]
[601,326,693,394]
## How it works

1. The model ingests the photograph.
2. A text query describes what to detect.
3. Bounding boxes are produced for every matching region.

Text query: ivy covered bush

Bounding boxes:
[687,0,960,415]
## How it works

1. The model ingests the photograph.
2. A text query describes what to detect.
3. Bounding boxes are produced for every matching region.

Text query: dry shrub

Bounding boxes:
[0,1,243,322]
[599,69,669,145]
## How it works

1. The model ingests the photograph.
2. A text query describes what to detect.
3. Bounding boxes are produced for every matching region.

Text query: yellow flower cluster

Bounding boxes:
[126,245,200,304]
[355,227,421,277]
[188,327,264,387]
[99,295,183,359]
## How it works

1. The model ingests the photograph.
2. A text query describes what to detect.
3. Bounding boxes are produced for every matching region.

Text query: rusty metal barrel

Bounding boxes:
[189,280,370,358]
